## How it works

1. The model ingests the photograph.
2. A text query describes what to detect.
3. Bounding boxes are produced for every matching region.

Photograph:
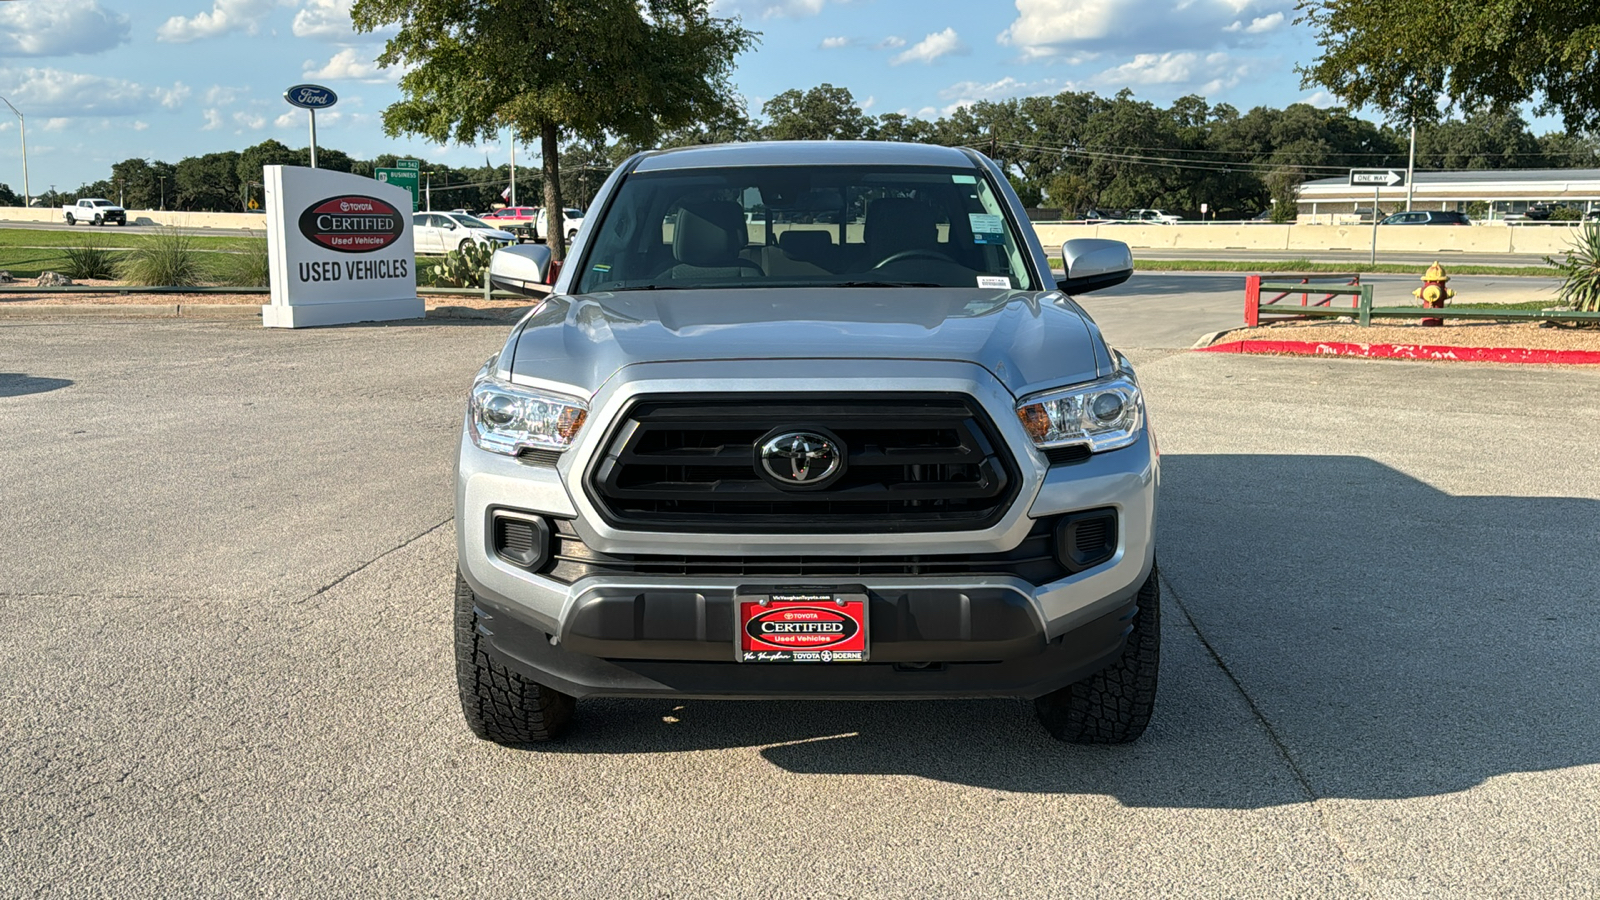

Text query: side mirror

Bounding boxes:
[1059,238,1133,294]
[489,244,553,296]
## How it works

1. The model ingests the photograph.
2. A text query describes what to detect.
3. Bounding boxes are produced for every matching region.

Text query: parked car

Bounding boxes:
[535,206,585,243]
[1127,208,1181,224]
[459,141,1158,746]
[411,211,516,253]
[1380,211,1470,225]
[62,198,126,226]
[482,206,541,242]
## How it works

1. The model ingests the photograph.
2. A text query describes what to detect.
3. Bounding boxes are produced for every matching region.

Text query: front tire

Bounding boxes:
[1034,564,1161,744]
[93,215,103,226]
[455,572,575,744]
[65,215,75,226]
[459,238,474,252]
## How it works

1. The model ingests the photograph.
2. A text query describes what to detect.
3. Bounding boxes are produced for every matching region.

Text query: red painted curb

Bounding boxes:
[1197,339,1600,365]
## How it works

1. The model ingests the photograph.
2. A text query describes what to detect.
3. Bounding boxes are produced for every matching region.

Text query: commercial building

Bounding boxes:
[1298,168,1600,223]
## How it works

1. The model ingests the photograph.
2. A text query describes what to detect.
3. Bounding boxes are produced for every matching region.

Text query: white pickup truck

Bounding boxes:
[62,198,127,227]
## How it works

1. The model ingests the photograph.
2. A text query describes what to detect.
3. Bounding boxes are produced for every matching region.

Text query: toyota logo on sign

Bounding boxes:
[297,195,404,253]
[757,429,845,489]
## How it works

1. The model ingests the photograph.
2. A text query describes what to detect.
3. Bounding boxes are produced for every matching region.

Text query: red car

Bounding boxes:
[485,206,538,222]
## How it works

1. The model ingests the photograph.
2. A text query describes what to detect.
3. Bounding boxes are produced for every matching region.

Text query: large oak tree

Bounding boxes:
[351,0,755,260]
[1297,0,1600,130]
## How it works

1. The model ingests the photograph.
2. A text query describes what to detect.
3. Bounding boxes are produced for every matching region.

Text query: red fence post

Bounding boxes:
[1245,275,1261,327]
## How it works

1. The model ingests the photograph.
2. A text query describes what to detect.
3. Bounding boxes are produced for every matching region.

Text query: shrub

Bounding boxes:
[61,237,120,280]
[1549,205,1583,222]
[430,242,495,288]
[1545,224,1600,313]
[214,240,270,287]
[118,227,203,287]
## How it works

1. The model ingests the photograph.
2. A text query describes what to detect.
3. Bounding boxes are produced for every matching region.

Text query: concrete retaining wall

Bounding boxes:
[0,208,266,231]
[1033,222,1580,256]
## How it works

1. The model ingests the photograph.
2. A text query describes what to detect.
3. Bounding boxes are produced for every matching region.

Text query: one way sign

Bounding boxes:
[1349,168,1405,187]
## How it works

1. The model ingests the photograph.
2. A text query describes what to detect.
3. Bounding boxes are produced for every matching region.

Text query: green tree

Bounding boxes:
[174,151,242,211]
[1297,0,1600,131]
[760,84,871,140]
[351,0,756,260]
[0,182,20,207]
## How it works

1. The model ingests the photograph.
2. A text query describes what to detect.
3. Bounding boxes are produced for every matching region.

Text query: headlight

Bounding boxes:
[468,376,588,455]
[1015,375,1144,453]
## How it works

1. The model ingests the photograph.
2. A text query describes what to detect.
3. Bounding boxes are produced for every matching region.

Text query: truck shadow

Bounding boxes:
[0,373,74,397]
[548,454,1600,809]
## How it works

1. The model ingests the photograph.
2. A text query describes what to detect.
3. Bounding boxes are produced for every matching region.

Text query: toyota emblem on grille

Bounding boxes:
[758,431,844,488]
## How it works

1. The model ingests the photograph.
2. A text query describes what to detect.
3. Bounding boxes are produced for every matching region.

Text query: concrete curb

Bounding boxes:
[1196,338,1600,365]
[1190,330,1231,349]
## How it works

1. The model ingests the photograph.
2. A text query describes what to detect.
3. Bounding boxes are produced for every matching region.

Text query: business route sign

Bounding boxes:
[375,167,420,211]
[1349,168,1405,187]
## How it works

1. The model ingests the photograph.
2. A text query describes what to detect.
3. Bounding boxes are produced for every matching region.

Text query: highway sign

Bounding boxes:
[375,167,420,211]
[396,159,420,171]
[1350,168,1405,187]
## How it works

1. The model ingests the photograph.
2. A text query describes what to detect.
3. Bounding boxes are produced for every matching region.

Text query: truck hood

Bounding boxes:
[506,287,1107,397]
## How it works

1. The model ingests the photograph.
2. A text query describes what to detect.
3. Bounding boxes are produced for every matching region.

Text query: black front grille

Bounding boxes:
[585,394,1021,533]
[543,518,1069,585]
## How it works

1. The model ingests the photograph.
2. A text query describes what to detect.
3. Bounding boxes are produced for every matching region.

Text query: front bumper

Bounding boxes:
[455,360,1158,699]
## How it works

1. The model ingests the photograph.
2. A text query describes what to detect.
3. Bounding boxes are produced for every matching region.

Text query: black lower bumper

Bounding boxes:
[472,586,1137,700]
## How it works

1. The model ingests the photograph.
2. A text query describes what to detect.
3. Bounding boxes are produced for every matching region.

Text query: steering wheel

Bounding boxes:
[870,248,958,270]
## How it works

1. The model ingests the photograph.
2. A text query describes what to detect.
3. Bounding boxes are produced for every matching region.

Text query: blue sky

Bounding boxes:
[1,0,1349,191]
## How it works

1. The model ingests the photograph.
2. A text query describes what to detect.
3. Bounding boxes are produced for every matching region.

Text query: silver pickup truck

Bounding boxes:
[455,141,1159,745]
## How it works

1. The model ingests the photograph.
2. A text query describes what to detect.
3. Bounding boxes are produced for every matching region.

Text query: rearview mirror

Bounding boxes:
[1059,239,1133,294]
[489,244,553,296]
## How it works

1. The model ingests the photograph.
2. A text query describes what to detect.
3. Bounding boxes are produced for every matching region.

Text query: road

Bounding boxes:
[3,308,1598,896]
[1136,247,1553,267]
[2,219,263,238]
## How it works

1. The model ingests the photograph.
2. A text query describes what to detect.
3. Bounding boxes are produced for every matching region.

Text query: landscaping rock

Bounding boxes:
[36,271,74,287]
[0,271,13,284]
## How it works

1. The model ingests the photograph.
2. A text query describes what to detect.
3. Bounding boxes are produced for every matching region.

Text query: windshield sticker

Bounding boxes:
[952,174,977,184]
[977,276,1011,289]
[968,213,1005,244]
[591,264,611,273]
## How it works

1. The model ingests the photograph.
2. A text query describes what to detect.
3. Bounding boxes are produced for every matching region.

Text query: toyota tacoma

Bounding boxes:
[457,141,1159,744]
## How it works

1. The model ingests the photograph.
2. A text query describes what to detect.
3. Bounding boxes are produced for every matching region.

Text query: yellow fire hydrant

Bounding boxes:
[1412,261,1455,327]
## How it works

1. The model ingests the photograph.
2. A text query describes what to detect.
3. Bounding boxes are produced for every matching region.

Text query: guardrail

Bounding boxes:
[1245,274,1600,327]
[1245,275,1369,326]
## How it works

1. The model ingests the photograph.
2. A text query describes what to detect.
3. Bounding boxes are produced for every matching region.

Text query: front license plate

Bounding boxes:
[737,592,868,663]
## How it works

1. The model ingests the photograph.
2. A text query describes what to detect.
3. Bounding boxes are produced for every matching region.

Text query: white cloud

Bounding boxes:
[303,47,395,82]
[861,95,876,111]
[204,85,241,106]
[820,36,851,49]
[1090,51,1256,93]
[0,66,190,118]
[157,0,286,43]
[939,76,1067,103]
[202,108,224,130]
[892,27,965,65]
[876,36,906,50]
[234,111,267,130]
[132,121,150,131]
[292,0,354,39]
[155,83,192,110]
[41,118,73,133]
[1225,12,1284,33]
[0,0,131,57]
[1000,0,1289,56]
[1303,90,1338,109]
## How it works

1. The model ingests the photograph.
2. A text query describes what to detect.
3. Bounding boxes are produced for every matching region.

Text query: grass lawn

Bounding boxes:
[0,227,263,280]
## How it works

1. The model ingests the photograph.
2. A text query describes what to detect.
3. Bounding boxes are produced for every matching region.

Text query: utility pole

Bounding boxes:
[510,136,517,207]
[424,171,431,211]
[0,94,29,210]
[1406,122,1416,211]
[158,175,165,210]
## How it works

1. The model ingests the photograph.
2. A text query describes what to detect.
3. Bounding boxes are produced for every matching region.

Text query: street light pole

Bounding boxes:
[0,94,30,210]
[1406,122,1416,212]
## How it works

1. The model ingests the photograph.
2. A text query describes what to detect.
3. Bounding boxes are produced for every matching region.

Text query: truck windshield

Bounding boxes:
[573,165,1034,293]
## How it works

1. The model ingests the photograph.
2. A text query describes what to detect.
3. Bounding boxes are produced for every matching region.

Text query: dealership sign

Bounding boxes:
[262,165,421,328]
[282,84,338,109]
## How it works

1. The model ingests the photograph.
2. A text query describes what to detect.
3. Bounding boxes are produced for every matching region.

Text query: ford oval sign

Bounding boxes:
[298,195,403,253]
[283,84,338,110]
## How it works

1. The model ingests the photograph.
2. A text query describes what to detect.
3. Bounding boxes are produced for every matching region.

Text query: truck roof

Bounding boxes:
[633,140,977,173]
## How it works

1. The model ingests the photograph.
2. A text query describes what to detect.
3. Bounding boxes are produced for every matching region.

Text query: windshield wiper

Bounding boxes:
[834,280,944,288]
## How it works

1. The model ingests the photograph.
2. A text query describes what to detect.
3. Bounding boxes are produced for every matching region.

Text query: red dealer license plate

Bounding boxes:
[737,592,868,663]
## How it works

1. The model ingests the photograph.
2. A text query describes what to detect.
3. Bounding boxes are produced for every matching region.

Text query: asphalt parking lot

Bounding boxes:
[3,302,1598,896]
